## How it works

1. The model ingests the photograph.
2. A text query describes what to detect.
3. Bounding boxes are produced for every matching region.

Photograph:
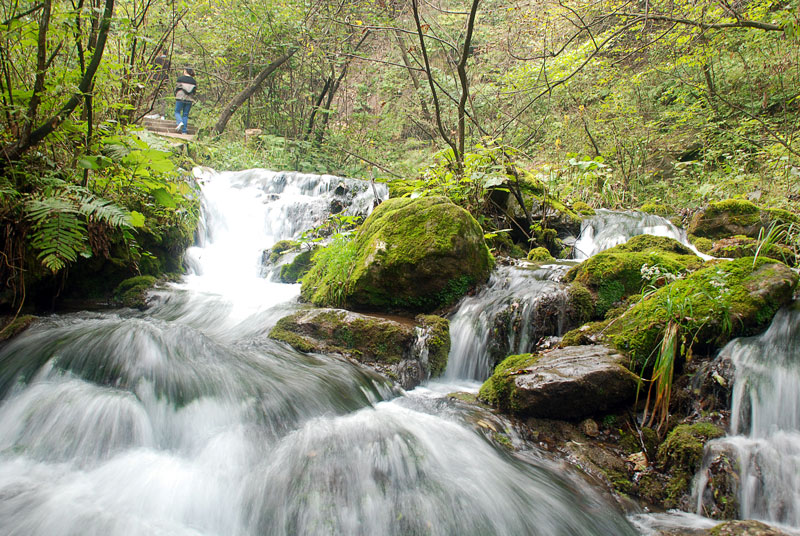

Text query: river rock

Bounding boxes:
[688,199,798,240]
[605,257,798,370]
[478,344,638,419]
[269,308,449,389]
[301,196,493,313]
[565,234,705,319]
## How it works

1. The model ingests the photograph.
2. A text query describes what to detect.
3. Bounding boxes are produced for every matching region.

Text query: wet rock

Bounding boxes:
[695,442,739,520]
[301,196,493,313]
[657,423,726,510]
[112,275,157,309]
[478,344,638,419]
[269,308,449,389]
[708,236,796,266]
[688,199,798,241]
[706,520,790,535]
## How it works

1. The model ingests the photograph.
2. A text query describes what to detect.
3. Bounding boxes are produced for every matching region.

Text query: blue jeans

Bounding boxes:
[174,100,192,133]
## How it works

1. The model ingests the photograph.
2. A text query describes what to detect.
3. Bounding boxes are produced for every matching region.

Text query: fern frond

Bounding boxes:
[75,193,131,228]
[29,211,88,273]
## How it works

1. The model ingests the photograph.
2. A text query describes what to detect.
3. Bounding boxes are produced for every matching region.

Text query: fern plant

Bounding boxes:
[24,183,132,273]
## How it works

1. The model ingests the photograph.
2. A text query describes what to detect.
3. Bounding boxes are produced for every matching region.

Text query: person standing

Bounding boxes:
[174,67,197,134]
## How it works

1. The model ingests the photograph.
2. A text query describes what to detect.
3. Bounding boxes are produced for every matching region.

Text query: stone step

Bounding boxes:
[143,117,197,135]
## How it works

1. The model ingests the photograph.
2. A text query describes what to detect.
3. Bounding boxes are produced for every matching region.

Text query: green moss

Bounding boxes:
[658,422,725,472]
[568,282,595,324]
[0,315,35,342]
[478,353,540,411]
[639,203,672,217]
[279,249,314,283]
[417,314,450,376]
[492,431,514,449]
[566,235,703,318]
[606,257,798,371]
[572,201,595,215]
[707,199,760,217]
[636,473,667,504]
[657,422,725,507]
[269,321,317,353]
[113,276,156,308]
[690,235,714,254]
[527,247,555,262]
[268,240,299,263]
[447,391,479,403]
[710,236,795,265]
[764,207,800,225]
[302,197,493,312]
[604,468,633,495]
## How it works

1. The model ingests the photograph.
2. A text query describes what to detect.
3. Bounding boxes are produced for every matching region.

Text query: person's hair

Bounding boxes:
[185,67,195,76]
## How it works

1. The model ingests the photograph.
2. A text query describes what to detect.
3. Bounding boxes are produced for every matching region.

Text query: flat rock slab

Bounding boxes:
[512,344,638,420]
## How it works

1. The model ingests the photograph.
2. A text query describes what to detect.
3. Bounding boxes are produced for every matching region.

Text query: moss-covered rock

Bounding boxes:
[709,236,796,265]
[688,199,799,240]
[605,257,798,371]
[527,247,555,262]
[695,442,740,520]
[657,422,726,510]
[478,345,638,419]
[708,520,790,536]
[113,276,157,309]
[639,203,672,217]
[572,201,595,216]
[269,308,450,388]
[279,249,314,283]
[301,196,493,313]
[565,235,704,318]
[0,315,36,342]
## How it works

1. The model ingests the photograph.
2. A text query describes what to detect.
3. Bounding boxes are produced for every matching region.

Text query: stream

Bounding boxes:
[0,168,796,535]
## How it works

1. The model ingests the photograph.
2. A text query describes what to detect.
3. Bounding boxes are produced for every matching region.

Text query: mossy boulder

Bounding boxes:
[707,520,790,536]
[639,203,672,217]
[695,442,740,520]
[708,236,796,265]
[527,247,555,262]
[605,257,798,371]
[572,201,595,216]
[688,199,799,240]
[113,276,157,309]
[565,235,705,318]
[657,423,726,510]
[269,308,449,389]
[301,196,493,313]
[279,249,314,283]
[478,345,638,419]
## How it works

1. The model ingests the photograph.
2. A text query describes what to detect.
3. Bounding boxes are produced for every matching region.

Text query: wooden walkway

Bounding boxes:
[142,116,197,140]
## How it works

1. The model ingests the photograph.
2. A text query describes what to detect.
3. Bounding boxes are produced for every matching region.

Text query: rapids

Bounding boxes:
[0,169,637,535]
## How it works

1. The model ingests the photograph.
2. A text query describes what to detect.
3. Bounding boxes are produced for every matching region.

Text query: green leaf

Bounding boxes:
[151,188,176,208]
[129,211,146,227]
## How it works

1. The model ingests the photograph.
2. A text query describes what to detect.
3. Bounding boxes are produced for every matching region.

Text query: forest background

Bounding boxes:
[1,0,799,310]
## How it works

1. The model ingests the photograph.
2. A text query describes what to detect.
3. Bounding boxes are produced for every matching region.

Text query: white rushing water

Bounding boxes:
[0,168,637,535]
[445,263,573,381]
[573,209,711,260]
[694,305,800,528]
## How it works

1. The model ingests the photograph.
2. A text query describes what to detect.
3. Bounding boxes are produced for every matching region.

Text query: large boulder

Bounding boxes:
[301,196,493,312]
[477,344,638,419]
[565,234,705,319]
[605,257,798,370]
[269,308,449,389]
[688,199,798,240]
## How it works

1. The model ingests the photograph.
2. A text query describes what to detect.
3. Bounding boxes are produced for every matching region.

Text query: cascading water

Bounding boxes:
[694,304,800,529]
[0,168,637,535]
[573,209,709,260]
[445,263,573,381]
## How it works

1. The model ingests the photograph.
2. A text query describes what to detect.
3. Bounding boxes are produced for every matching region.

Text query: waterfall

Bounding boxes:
[0,168,637,535]
[694,305,800,528]
[445,263,573,381]
[573,209,709,260]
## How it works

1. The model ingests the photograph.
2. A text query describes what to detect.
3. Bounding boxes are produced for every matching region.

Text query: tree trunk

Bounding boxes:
[1,0,114,166]
[393,28,431,123]
[212,48,297,135]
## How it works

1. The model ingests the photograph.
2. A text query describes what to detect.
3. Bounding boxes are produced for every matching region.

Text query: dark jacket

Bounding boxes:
[175,74,197,102]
